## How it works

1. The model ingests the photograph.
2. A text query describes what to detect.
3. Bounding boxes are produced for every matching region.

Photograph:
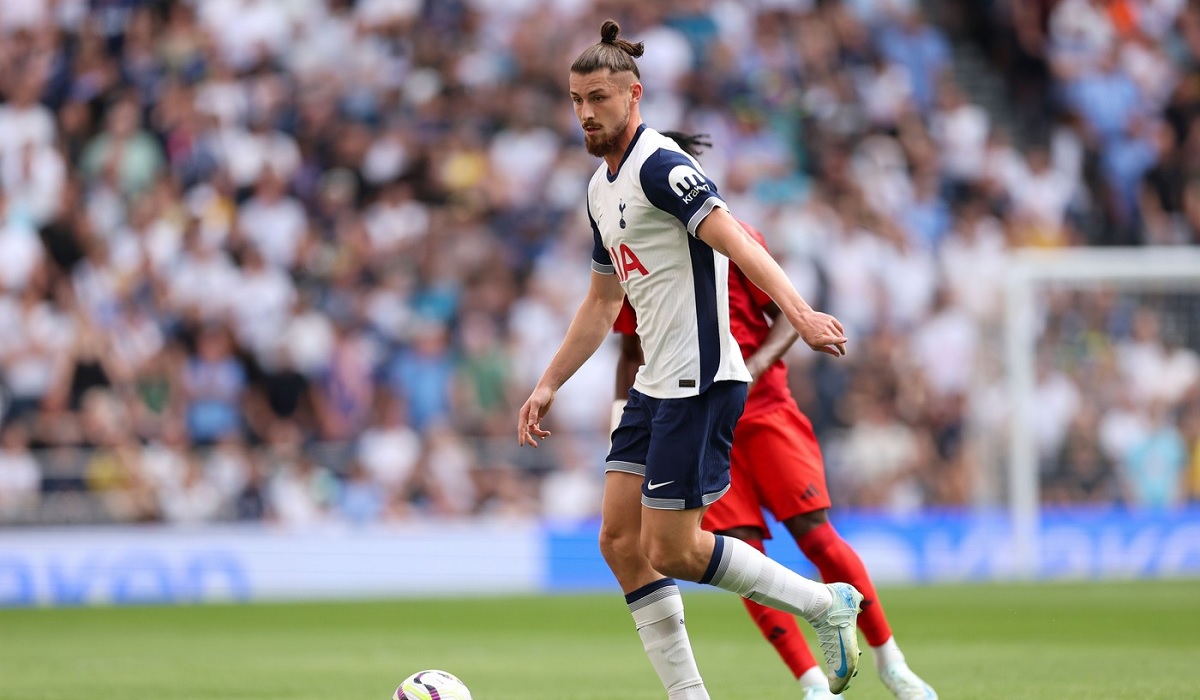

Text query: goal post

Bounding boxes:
[1003,247,1200,578]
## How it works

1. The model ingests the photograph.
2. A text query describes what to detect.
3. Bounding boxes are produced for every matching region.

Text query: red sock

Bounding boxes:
[797,521,893,647]
[739,538,819,679]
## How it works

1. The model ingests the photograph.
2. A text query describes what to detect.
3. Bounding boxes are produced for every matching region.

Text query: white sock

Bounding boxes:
[626,579,709,700]
[700,535,832,623]
[871,635,906,673]
[798,666,829,690]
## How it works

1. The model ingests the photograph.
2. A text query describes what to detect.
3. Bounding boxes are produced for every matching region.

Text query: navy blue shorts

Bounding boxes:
[606,381,748,510]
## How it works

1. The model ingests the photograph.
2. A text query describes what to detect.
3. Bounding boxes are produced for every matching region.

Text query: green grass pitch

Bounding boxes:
[0,580,1196,699]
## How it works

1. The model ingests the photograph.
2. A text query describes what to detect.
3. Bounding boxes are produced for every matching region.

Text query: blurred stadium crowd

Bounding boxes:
[0,0,1198,527]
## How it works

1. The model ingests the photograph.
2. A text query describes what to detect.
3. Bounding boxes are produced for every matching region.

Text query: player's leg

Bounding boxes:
[600,470,661,591]
[756,405,935,699]
[746,406,892,643]
[719,526,826,691]
[641,506,862,694]
[603,393,709,700]
[701,430,825,691]
[638,381,863,694]
[784,511,936,699]
[785,510,891,646]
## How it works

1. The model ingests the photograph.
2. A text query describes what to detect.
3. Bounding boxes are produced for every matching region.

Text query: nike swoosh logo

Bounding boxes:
[834,635,849,678]
[646,480,675,490]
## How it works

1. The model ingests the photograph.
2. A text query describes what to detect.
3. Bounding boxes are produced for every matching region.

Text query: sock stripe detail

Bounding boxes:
[625,577,679,608]
[699,535,728,585]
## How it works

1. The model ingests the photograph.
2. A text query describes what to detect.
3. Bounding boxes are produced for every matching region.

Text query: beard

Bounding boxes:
[583,107,631,157]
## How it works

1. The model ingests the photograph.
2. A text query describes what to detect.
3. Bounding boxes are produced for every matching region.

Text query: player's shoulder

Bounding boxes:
[637,126,681,153]
[635,128,698,170]
[635,128,713,205]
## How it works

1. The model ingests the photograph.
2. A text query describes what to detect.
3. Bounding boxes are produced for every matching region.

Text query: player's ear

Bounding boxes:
[629,80,642,104]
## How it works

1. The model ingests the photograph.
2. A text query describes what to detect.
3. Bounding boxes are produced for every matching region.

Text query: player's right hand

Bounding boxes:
[518,386,555,447]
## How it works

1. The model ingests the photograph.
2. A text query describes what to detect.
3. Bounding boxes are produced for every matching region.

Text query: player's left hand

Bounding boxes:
[518,385,555,447]
[793,310,848,357]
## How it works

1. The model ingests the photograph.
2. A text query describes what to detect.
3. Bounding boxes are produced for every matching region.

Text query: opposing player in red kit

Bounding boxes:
[611,133,937,700]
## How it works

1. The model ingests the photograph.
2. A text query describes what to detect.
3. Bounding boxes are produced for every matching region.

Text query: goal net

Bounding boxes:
[999,247,1200,576]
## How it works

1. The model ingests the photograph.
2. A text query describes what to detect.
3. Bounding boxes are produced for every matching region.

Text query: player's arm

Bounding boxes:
[518,270,625,447]
[745,302,800,382]
[697,207,846,357]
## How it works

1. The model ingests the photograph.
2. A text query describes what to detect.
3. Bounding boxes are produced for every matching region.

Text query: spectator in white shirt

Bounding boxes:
[0,191,45,293]
[0,421,40,519]
[236,168,308,270]
[1,141,65,228]
[0,73,55,162]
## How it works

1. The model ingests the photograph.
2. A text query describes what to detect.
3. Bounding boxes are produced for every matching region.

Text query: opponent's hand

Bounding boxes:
[518,385,555,447]
[791,309,847,357]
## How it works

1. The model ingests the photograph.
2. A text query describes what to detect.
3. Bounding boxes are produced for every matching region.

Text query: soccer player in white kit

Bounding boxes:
[517,20,864,698]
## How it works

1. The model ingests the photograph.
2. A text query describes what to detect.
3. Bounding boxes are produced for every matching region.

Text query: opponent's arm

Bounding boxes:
[744,302,800,382]
[615,333,643,400]
[697,207,846,357]
[518,270,625,447]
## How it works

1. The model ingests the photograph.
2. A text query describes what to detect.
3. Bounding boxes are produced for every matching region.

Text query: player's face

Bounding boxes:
[569,70,634,158]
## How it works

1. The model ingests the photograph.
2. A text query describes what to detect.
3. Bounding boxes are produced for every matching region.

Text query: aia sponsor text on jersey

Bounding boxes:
[608,243,649,282]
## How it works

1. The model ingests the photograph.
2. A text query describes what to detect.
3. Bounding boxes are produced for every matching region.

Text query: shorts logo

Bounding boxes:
[646,480,675,491]
[668,164,711,204]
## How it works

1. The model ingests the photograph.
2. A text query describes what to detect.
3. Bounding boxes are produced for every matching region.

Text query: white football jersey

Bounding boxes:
[589,125,751,399]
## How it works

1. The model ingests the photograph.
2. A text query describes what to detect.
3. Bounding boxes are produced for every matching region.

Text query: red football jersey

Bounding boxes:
[613,297,638,335]
[613,221,794,419]
[726,223,794,419]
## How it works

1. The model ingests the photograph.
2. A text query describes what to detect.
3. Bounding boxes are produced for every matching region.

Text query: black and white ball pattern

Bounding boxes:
[392,669,473,700]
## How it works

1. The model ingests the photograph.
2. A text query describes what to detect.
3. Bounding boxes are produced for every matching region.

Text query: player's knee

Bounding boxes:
[784,509,829,539]
[643,548,691,581]
[599,522,640,569]
[641,537,701,581]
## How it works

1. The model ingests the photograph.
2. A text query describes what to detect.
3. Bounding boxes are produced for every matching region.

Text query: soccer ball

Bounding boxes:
[393,669,473,700]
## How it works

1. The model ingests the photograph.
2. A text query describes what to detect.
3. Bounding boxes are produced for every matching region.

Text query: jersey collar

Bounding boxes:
[606,123,647,182]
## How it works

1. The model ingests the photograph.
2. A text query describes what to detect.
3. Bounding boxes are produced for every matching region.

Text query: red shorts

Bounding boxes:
[701,402,831,537]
